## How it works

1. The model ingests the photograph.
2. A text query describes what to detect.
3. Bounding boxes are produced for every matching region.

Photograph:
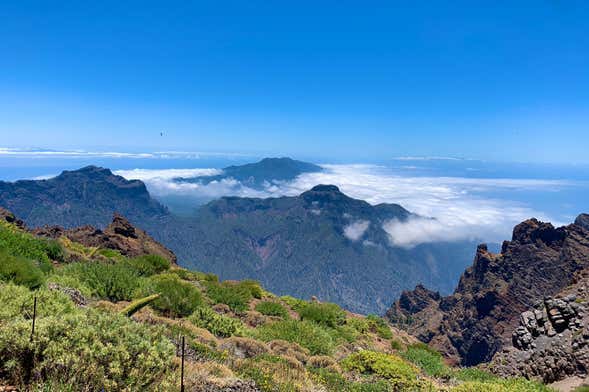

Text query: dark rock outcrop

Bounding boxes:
[33,213,177,264]
[387,216,589,366]
[491,269,589,383]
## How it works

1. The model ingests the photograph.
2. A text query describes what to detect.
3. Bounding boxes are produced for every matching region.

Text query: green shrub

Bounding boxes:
[390,339,403,351]
[253,319,335,355]
[347,317,370,333]
[453,367,499,383]
[280,295,307,312]
[239,279,263,299]
[205,281,252,313]
[0,283,75,321]
[451,379,554,392]
[142,274,203,317]
[400,343,448,377]
[189,306,243,337]
[60,262,139,301]
[341,351,420,390]
[255,301,289,318]
[309,368,392,392]
[299,302,346,328]
[124,254,170,276]
[0,308,175,390]
[366,315,393,339]
[0,221,59,270]
[45,274,92,298]
[171,268,214,282]
[0,251,44,289]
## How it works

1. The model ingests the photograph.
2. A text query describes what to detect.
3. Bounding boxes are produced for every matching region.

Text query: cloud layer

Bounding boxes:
[343,220,370,241]
[115,164,569,247]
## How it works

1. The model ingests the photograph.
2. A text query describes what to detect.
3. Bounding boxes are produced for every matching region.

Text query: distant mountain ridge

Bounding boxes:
[0,161,477,314]
[0,165,169,229]
[175,157,323,189]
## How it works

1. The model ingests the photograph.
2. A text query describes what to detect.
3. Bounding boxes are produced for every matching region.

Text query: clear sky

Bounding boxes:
[1,1,588,163]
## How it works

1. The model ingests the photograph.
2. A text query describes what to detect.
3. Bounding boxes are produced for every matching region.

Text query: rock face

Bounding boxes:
[33,213,177,264]
[387,216,589,366]
[491,269,589,383]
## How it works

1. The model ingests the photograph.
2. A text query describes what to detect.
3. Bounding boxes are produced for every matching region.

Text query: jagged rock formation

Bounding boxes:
[387,216,589,366]
[0,207,26,229]
[491,269,589,383]
[33,213,177,264]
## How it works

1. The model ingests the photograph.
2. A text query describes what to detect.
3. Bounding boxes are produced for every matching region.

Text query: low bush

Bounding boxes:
[0,251,44,289]
[0,283,75,321]
[124,254,170,276]
[366,315,393,339]
[189,306,243,337]
[60,262,139,301]
[0,221,60,270]
[400,343,448,377]
[341,350,420,390]
[279,295,307,312]
[253,319,335,355]
[205,281,253,313]
[254,301,289,319]
[309,367,392,392]
[142,273,203,317]
[299,302,346,328]
[451,379,554,392]
[240,279,263,299]
[0,308,175,390]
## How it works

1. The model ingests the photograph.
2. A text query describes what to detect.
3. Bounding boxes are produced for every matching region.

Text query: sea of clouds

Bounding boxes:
[115,164,569,248]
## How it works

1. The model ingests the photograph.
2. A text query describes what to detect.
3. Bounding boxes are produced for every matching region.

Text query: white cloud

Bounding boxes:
[344,220,370,241]
[115,164,569,247]
[114,168,222,181]
[0,148,251,160]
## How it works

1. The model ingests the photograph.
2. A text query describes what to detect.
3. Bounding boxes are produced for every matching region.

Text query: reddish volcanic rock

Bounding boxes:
[387,216,589,366]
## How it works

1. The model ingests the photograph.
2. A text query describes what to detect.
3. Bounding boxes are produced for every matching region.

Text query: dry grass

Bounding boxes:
[219,337,269,359]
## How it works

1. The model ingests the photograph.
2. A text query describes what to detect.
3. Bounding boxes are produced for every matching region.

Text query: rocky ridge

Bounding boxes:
[490,269,589,383]
[33,213,177,264]
[387,215,589,366]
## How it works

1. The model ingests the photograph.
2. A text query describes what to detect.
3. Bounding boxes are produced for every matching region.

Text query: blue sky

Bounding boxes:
[1,1,588,163]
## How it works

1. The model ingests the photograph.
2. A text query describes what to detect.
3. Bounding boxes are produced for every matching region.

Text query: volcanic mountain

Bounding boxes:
[0,164,477,314]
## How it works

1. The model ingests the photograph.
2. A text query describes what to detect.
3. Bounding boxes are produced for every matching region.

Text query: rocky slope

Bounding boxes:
[33,213,177,264]
[490,268,589,384]
[387,216,589,366]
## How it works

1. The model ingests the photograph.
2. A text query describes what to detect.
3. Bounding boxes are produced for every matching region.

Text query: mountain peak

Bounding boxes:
[60,165,114,178]
[309,184,341,193]
[575,213,589,231]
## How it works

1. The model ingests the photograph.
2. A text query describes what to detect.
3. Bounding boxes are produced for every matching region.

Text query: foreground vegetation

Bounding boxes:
[0,216,554,391]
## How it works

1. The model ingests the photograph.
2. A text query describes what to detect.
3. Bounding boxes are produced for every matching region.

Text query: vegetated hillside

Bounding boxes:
[173,184,478,314]
[387,215,589,368]
[174,157,323,189]
[0,210,552,391]
[0,165,477,314]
